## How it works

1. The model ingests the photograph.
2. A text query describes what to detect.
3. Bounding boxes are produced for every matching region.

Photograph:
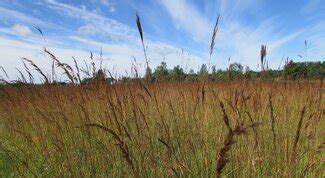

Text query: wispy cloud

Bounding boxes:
[217,23,304,69]
[42,0,204,64]
[159,0,211,42]
[43,0,136,42]
[160,0,302,68]
[11,24,32,36]
[0,0,204,80]
[98,0,115,12]
[0,0,324,80]
[218,0,264,17]
[0,7,47,26]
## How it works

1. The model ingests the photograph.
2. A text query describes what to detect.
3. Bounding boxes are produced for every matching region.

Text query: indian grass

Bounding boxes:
[0,80,324,177]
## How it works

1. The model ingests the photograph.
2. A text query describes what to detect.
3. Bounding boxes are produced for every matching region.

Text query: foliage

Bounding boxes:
[284,61,325,79]
[0,80,323,177]
[153,62,169,82]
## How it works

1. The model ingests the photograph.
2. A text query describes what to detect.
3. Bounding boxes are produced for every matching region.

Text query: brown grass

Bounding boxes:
[0,80,323,177]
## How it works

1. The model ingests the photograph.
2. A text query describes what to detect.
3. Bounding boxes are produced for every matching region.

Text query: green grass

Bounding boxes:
[0,80,324,177]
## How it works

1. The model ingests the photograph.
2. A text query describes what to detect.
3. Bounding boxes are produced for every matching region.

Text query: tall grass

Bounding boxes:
[0,80,323,177]
[0,12,324,178]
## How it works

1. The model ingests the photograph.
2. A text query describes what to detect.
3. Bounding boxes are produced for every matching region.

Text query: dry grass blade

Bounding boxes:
[51,60,56,82]
[21,59,34,83]
[34,26,44,37]
[136,13,144,44]
[209,14,220,68]
[0,66,9,79]
[219,100,232,131]
[260,45,267,71]
[291,106,306,165]
[81,59,91,77]
[268,93,277,152]
[201,84,205,105]
[136,12,149,68]
[245,111,259,150]
[15,68,27,83]
[216,120,260,178]
[21,57,49,83]
[158,137,170,149]
[216,100,261,177]
[82,123,138,176]
[44,48,77,84]
[140,82,152,98]
[89,51,97,77]
[34,26,46,43]
[72,57,81,83]
[210,15,220,57]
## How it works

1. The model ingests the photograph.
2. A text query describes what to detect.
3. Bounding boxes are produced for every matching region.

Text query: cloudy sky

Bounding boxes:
[0,0,324,80]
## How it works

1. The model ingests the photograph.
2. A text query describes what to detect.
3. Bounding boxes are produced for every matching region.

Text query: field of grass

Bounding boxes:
[0,80,324,177]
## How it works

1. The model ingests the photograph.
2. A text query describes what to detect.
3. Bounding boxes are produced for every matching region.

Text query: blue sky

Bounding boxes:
[0,0,324,79]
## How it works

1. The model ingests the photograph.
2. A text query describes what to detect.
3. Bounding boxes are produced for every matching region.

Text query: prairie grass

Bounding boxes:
[0,80,324,177]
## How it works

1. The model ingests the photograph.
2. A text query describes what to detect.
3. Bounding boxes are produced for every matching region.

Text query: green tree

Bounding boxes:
[229,63,243,73]
[170,65,185,81]
[228,63,243,79]
[153,62,169,81]
[199,64,208,80]
[144,66,154,83]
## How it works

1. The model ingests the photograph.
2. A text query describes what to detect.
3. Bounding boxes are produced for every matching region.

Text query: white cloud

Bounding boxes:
[0,34,203,82]
[44,0,134,42]
[302,21,325,60]
[219,0,263,17]
[268,31,303,52]
[158,0,299,69]
[0,0,204,80]
[99,0,115,12]
[11,24,32,36]
[42,0,204,68]
[0,7,47,26]
[214,19,303,69]
[69,35,203,71]
[159,0,211,42]
[159,0,306,69]
[1,0,322,81]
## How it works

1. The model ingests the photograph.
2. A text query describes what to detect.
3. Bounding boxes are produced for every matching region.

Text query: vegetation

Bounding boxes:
[93,60,324,83]
[0,80,324,177]
[0,13,324,177]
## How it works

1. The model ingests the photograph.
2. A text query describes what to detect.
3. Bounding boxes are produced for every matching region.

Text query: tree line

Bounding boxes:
[102,60,324,84]
[1,60,323,86]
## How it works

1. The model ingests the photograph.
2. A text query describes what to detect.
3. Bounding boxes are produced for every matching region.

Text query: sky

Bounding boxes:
[0,0,324,80]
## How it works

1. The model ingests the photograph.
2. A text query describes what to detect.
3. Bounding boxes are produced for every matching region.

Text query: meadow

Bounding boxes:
[0,79,324,177]
[0,12,324,177]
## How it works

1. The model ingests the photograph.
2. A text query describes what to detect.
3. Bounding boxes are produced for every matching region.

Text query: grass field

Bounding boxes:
[0,80,323,177]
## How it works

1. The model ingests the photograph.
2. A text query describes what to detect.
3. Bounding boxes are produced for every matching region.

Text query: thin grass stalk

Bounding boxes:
[209,14,220,69]
[21,58,49,84]
[268,93,277,152]
[291,106,306,165]
[136,13,149,69]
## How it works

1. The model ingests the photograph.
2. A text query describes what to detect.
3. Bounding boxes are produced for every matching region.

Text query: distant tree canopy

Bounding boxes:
[117,60,323,83]
[141,61,323,83]
[170,65,186,81]
[1,61,324,86]
[283,61,324,79]
[153,62,169,81]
